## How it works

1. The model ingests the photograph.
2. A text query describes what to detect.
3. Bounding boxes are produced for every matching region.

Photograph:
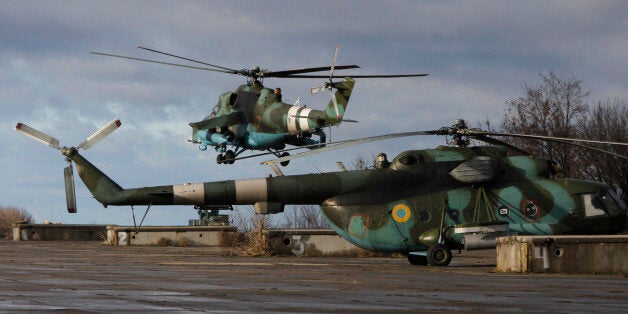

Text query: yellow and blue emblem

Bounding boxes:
[392,204,411,223]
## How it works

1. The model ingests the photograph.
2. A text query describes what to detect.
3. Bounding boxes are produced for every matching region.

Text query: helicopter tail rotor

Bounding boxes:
[311,45,344,120]
[15,118,122,213]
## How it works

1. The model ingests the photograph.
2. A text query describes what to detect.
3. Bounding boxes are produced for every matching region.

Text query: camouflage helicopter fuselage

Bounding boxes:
[192,78,355,155]
[63,144,626,265]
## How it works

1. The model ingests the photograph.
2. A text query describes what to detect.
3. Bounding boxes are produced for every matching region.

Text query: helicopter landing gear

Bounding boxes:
[279,152,290,167]
[216,150,236,164]
[224,150,235,164]
[426,243,452,266]
[224,131,235,142]
[406,253,428,265]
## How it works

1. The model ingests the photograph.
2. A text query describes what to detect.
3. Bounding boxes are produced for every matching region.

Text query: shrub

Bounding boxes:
[0,206,33,239]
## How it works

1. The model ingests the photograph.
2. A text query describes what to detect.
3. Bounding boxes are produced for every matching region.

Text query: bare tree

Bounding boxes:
[501,71,590,177]
[578,99,628,202]
[283,205,330,229]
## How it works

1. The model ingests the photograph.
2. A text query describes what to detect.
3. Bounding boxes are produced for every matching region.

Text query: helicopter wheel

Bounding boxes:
[224,150,235,164]
[426,243,452,266]
[216,153,225,164]
[406,254,428,265]
[224,131,235,142]
[279,152,290,167]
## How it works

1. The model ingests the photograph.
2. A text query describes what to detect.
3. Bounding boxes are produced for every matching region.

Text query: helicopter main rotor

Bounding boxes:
[259,119,628,165]
[91,46,429,86]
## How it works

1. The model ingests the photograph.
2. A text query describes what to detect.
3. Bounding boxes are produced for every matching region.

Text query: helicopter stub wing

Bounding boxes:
[189,111,247,130]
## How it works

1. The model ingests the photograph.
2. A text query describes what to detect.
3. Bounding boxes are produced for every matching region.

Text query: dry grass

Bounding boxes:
[228,215,272,256]
[0,206,33,239]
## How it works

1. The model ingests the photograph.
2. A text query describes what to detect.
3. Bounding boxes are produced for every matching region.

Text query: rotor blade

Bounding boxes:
[15,123,60,150]
[229,138,356,163]
[471,130,628,147]
[64,163,77,213]
[78,118,121,150]
[310,85,326,94]
[332,92,340,120]
[330,44,339,80]
[474,133,627,160]
[137,46,240,73]
[473,135,530,155]
[266,65,360,77]
[263,130,438,165]
[552,139,628,160]
[287,73,429,78]
[91,52,238,74]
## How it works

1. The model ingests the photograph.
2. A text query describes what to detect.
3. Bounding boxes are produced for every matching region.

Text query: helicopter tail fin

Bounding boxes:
[324,77,355,124]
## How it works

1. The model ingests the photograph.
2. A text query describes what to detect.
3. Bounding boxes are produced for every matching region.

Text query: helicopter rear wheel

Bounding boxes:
[280,152,290,167]
[216,153,225,164]
[406,254,428,265]
[426,243,452,266]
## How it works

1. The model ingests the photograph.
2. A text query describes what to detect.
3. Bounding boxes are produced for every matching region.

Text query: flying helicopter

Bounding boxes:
[15,118,627,266]
[92,46,428,166]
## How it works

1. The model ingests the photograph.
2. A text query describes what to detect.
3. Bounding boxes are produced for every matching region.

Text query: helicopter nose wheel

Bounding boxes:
[280,152,290,167]
[426,244,452,266]
[217,150,236,165]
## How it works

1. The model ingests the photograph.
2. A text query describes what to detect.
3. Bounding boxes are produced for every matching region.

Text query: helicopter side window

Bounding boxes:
[603,190,626,216]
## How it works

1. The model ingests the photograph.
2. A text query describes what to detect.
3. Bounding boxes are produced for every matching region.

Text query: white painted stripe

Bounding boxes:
[298,108,313,132]
[287,106,300,134]
[173,183,205,205]
[235,178,268,203]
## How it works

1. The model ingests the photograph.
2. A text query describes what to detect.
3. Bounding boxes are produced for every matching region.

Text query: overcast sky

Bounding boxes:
[1,1,626,226]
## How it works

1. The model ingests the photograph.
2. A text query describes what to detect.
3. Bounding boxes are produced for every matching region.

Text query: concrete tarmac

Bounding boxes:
[0,241,626,313]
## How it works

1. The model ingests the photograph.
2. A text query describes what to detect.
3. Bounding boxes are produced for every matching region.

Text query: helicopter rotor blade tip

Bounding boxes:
[78,118,122,150]
[15,123,60,150]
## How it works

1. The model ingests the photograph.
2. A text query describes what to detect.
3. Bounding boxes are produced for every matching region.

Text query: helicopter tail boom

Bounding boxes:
[61,145,381,212]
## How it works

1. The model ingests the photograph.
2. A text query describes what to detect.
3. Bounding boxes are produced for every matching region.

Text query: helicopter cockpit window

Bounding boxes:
[582,193,605,217]
[399,155,417,165]
[581,191,625,217]
[603,190,626,216]
[209,105,219,119]
[228,93,237,107]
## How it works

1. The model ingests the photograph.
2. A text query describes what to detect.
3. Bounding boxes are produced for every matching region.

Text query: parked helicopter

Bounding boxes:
[92,46,428,166]
[15,118,627,266]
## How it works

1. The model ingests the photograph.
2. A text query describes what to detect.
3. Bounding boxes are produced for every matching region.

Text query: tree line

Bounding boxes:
[497,71,627,203]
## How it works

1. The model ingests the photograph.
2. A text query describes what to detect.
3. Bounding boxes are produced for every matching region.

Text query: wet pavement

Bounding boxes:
[0,241,626,313]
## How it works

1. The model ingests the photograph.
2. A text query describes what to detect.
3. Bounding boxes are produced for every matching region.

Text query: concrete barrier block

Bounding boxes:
[496,235,627,274]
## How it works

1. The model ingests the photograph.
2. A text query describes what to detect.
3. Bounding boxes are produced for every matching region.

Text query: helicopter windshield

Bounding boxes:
[582,190,626,217]
[209,104,219,118]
